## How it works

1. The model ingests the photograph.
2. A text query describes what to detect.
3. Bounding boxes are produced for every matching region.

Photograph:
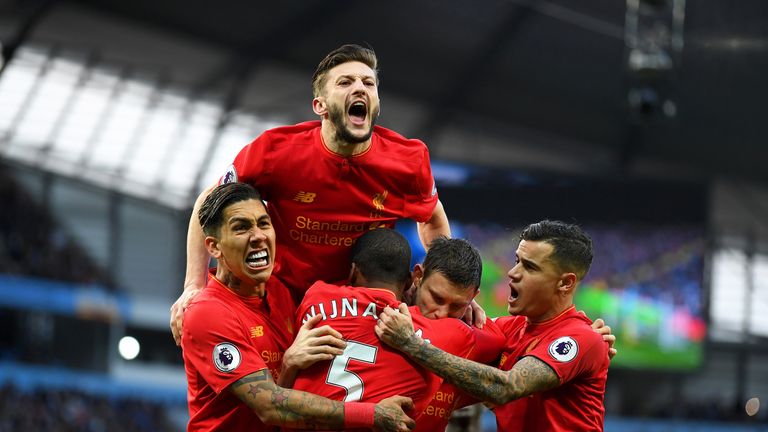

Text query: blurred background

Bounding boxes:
[0,0,767,430]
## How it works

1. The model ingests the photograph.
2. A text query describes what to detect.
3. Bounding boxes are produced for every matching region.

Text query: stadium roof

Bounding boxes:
[1,0,767,208]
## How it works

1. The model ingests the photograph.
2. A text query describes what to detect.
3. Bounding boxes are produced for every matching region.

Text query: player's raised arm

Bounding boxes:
[417,199,450,250]
[230,369,415,431]
[169,181,218,345]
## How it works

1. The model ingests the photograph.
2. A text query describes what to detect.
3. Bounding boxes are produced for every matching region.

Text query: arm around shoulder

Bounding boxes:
[230,369,415,431]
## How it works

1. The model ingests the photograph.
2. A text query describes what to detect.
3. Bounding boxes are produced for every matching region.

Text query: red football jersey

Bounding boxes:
[225,121,439,297]
[415,317,505,432]
[290,281,477,425]
[492,306,609,432]
[182,274,296,431]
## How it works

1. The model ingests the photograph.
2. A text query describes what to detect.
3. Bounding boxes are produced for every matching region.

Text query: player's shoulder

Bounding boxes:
[542,317,607,362]
[256,121,320,146]
[416,314,473,335]
[264,121,320,136]
[373,126,429,152]
[185,292,236,330]
[300,281,343,305]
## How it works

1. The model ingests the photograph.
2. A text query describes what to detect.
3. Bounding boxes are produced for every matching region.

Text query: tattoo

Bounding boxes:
[400,336,560,405]
[230,369,345,429]
[374,404,404,431]
[233,369,270,387]
[221,272,242,291]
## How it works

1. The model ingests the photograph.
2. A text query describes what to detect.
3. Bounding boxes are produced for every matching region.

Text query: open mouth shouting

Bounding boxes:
[245,249,269,270]
[508,283,520,306]
[348,100,368,126]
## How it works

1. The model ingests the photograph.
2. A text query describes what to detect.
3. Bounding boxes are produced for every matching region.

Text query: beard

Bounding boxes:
[328,102,378,145]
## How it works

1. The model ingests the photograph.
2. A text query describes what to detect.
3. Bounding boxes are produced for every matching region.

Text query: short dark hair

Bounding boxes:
[423,237,482,291]
[198,183,264,236]
[351,228,411,285]
[312,44,378,97]
[520,220,593,280]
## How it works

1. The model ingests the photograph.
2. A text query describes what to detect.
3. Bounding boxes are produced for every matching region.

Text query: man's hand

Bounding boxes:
[373,395,416,432]
[375,304,417,351]
[283,314,346,371]
[461,299,486,329]
[170,286,203,346]
[591,318,617,359]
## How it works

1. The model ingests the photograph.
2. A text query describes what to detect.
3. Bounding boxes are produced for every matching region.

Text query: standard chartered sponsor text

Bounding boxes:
[290,215,374,246]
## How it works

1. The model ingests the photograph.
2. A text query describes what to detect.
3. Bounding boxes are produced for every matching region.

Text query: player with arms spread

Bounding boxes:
[376,220,610,431]
[181,183,414,431]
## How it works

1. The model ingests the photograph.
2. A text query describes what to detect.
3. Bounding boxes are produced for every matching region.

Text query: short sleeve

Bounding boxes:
[404,144,439,222]
[524,328,607,385]
[182,300,269,393]
[220,132,271,189]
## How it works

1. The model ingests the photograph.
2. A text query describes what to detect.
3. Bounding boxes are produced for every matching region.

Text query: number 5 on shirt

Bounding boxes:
[326,340,378,401]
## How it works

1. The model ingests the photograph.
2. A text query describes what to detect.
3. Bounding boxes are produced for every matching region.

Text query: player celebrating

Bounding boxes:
[283,229,504,431]
[181,183,414,431]
[376,220,611,431]
[170,43,453,344]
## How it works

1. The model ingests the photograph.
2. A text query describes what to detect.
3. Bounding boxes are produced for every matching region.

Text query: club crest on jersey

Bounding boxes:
[548,336,578,362]
[221,165,238,184]
[213,342,241,373]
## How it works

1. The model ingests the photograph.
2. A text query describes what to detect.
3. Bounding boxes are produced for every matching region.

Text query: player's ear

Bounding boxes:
[558,272,577,295]
[412,264,424,286]
[204,236,221,259]
[312,97,327,116]
[348,262,359,285]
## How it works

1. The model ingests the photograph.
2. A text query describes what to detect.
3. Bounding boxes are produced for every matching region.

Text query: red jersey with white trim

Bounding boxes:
[182,273,296,431]
[290,281,476,424]
[492,306,609,432]
[224,121,439,297]
[415,318,505,432]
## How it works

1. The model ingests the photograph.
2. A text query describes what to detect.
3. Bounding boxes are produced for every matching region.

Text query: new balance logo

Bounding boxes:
[293,191,316,203]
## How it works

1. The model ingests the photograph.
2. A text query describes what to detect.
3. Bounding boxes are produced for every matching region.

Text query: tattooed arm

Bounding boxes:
[375,304,559,406]
[230,369,415,431]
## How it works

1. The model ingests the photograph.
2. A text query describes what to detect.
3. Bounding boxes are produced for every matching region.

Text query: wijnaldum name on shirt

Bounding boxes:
[300,297,385,324]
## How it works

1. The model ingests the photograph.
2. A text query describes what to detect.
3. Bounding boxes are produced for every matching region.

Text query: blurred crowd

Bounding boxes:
[644,397,767,424]
[0,173,113,287]
[0,384,179,432]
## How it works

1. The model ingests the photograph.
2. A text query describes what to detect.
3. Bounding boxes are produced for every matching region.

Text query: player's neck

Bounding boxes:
[351,274,403,300]
[216,268,266,298]
[321,122,371,157]
[528,300,573,324]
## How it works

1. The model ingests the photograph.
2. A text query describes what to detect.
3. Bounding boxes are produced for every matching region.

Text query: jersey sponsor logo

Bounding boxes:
[221,165,238,184]
[294,191,316,203]
[250,326,264,338]
[548,336,578,362]
[213,342,241,373]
